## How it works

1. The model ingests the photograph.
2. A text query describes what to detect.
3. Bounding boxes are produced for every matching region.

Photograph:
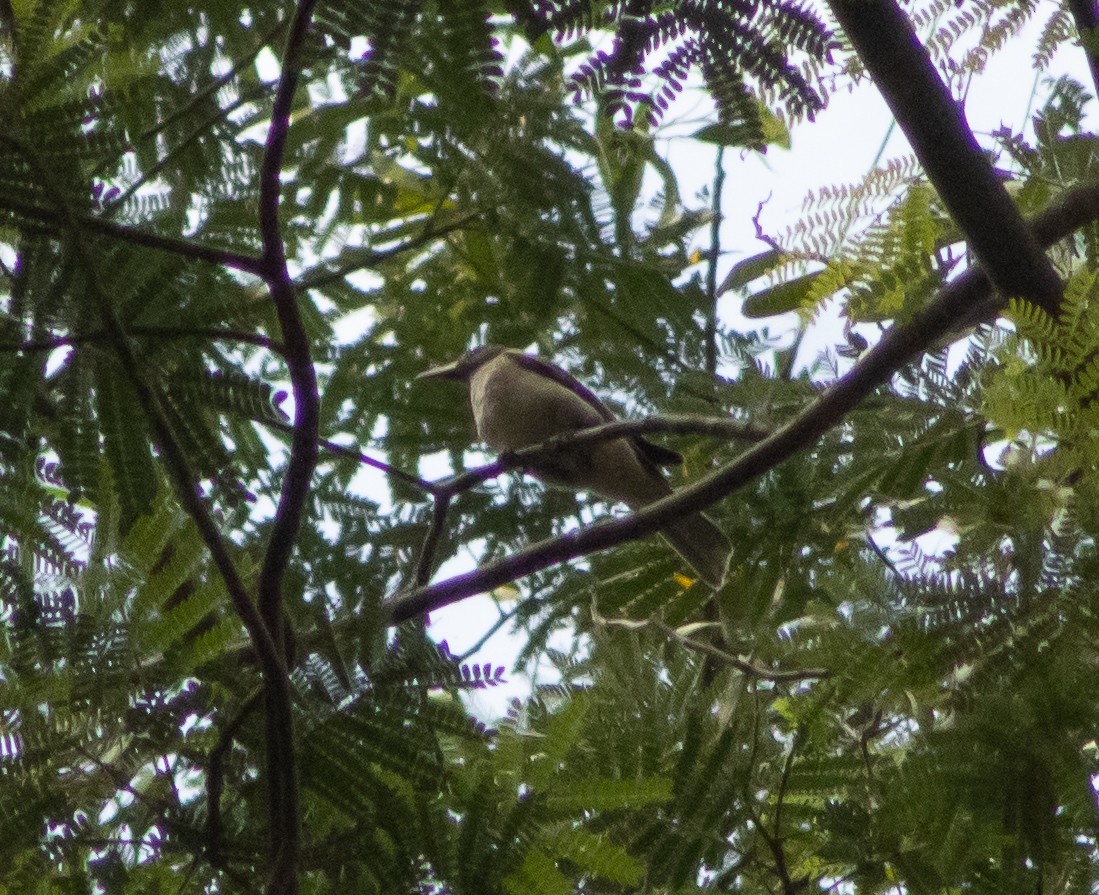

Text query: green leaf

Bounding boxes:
[719,248,785,294]
[503,849,571,895]
[743,270,829,317]
[545,777,673,812]
[95,357,157,532]
[550,825,642,884]
[693,105,787,149]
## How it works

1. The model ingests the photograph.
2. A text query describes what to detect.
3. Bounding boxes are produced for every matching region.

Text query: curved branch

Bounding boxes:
[257,0,320,629]
[253,4,319,893]
[385,182,1099,625]
[652,622,829,682]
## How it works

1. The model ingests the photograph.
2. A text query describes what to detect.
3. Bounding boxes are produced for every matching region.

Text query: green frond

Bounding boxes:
[547,0,834,127]
[322,0,422,100]
[985,277,1099,454]
[94,355,157,532]
[912,0,1039,78]
[546,823,643,884]
[1034,6,1077,71]
[502,848,572,895]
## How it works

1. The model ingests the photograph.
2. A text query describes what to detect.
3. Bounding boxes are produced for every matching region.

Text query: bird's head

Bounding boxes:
[416,344,507,382]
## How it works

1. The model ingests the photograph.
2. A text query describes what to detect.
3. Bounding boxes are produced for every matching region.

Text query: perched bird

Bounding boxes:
[418,345,731,587]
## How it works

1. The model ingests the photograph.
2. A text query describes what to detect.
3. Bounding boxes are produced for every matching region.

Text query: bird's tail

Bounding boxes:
[660,512,732,589]
[620,476,731,589]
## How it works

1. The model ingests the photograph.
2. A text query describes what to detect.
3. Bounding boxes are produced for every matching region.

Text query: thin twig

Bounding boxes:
[770,741,809,895]
[435,414,770,497]
[386,182,1099,624]
[264,420,433,492]
[655,622,830,682]
[107,93,259,212]
[866,534,903,583]
[454,603,523,661]
[102,18,287,209]
[704,152,727,687]
[705,145,724,375]
[295,212,480,292]
[0,195,265,274]
[773,735,798,840]
[0,325,285,356]
[413,493,452,588]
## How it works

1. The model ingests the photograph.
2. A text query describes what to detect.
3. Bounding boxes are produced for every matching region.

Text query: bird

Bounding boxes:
[417,345,731,587]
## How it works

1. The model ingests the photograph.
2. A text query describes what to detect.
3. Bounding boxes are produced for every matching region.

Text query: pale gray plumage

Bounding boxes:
[418,345,731,587]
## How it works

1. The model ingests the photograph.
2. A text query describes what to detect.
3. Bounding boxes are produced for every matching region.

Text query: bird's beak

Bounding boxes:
[415,359,463,381]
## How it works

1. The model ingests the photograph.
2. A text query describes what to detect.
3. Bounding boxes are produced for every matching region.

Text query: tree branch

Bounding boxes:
[705,146,725,375]
[411,493,453,588]
[0,195,265,274]
[1068,0,1099,100]
[295,212,480,292]
[263,420,434,493]
[0,325,285,356]
[432,414,769,497]
[254,4,319,892]
[827,0,1063,315]
[205,690,263,871]
[385,182,1099,625]
[652,622,829,682]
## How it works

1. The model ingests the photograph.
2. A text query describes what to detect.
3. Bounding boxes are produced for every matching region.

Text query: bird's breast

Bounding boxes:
[468,356,589,451]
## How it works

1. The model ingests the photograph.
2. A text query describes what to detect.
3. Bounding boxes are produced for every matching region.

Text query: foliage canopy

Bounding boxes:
[1,1,1099,893]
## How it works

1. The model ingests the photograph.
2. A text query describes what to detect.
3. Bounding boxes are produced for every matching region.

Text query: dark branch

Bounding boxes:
[295,212,480,292]
[263,420,434,492]
[255,3,319,892]
[828,0,1063,315]
[257,0,321,626]
[385,182,1099,624]
[205,690,263,870]
[0,325,285,356]
[1068,0,1099,100]
[434,414,770,497]
[0,196,265,275]
[652,622,830,682]
[413,493,453,588]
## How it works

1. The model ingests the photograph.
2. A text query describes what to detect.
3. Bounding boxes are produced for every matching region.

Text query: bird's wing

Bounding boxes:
[635,438,683,468]
[511,352,682,468]
[511,353,616,422]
